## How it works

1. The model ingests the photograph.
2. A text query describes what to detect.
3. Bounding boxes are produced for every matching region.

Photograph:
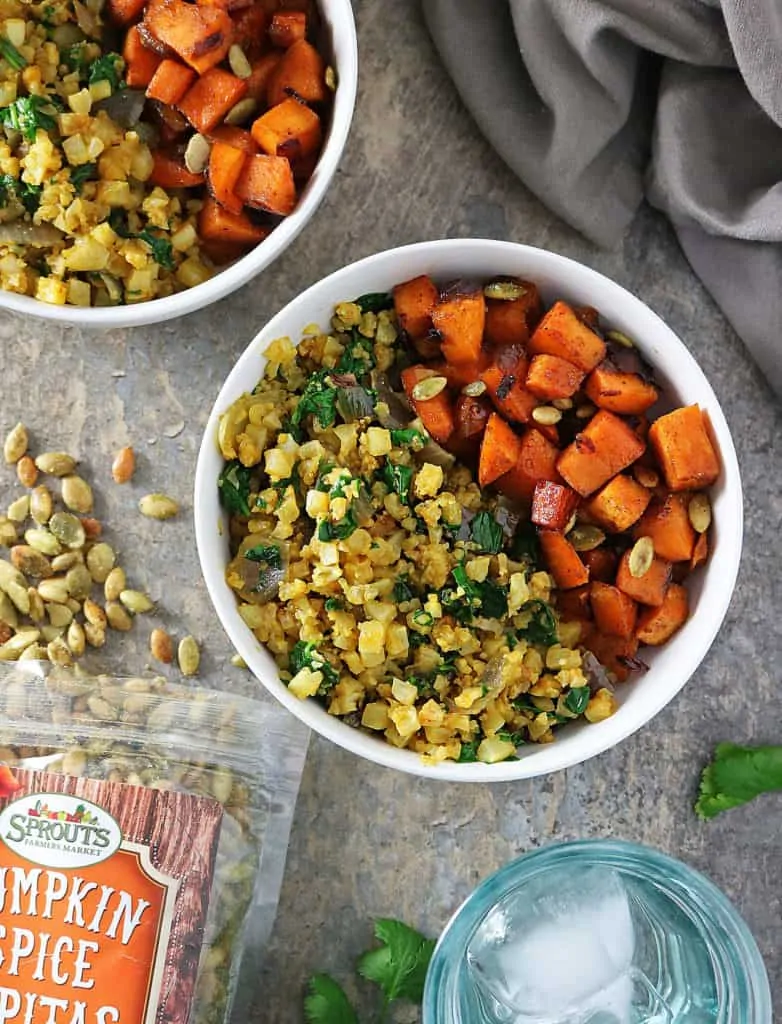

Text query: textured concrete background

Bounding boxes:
[0,0,779,1018]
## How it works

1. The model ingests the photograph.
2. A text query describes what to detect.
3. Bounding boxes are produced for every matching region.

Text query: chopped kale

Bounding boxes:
[289,640,338,695]
[88,53,124,90]
[393,578,414,603]
[518,600,558,645]
[324,597,343,612]
[290,369,337,439]
[218,460,252,516]
[354,291,393,313]
[457,738,480,763]
[381,461,413,505]
[470,511,503,554]
[70,162,97,192]
[138,230,174,270]
[564,686,591,716]
[318,511,358,542]
[244,544,281,569]
[0,96,57,142]
[390,427,426,448]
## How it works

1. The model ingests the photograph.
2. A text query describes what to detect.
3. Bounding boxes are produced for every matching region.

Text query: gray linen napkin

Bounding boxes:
[422,0,782,396]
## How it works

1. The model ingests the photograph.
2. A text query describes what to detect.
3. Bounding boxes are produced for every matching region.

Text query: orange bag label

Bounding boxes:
[0,769,224,1024]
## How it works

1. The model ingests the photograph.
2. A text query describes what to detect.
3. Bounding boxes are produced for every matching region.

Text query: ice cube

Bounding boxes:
[466,867,636,1022]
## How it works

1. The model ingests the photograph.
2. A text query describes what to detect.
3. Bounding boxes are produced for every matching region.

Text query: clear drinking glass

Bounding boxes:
[423,840,771,1024]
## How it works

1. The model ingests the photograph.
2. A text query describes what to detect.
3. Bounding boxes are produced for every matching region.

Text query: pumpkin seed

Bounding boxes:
[138,493,179,520]
[688,493,712,534]
[178,635,200,676]
[325,65,337,91]
[40,624,64,643]
[7,495,29,522]
[5,581,29,615]
[230,653,247,669]
[38,578,70,604]
[0,629,40,659]
[633,465,659,489]
[628,536,654,578]
[106,600,133,631]
[111,445,135,484]
[51,550,82,572]
[87,695,118,721]
[3,422,28,463]
[50,511,86,549]
[0,518,16,546]
[575,403,596,419]
[47,602,73,628]
[83,598,107,626]
[211,768,233,803]
[61,748,87,776]
[27,588,45,622]
[84,621,106,648]
[104,566,126,602]
[411,376,448,401]
[532,405,562,426]
[65,563,92,600]
[0,592,18,629]
[568,525,606,552]
[86,542,116,582]
[30,485,53,524]
[184,132,211,175]
[150,627,173,664]
[483,280,526,301]
[18,643,48,662]
[564,511,578,535]
[35,452,76,476]
[62,475,93,514]
[606,329,635,348]
[462,380,487,397]
[11,545,52,578]
[16,455,38,487]
[228,43,252,79]
[24,528,61,556]
[224,97,257,125]
[67,620,86,656]
[119,589,154,614]
[552,397,574,411]
[47,636,73,667]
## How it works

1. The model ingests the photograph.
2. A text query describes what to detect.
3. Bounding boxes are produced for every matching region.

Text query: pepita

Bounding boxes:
[462,380,487,397]
[552,397,574,411]
[86,542,116,582]
[61,748,87,776]
[65,564,92,600]
[105,601,133,631]
[178,634,200,676]
[47,602,73,628]
[138,493,179,520]
[27,588,45,623]
[0,518,16,546]
[575,403,596,419]
[325,65,337,91]
[184,132,211,175]
[228,43,252,79]
[3,422,28,464]
[16,455,38,488]
[119,589,154,614]
[84,621,106,648]
[24,528,61,556]
[62,475,93,514]
[7,495,29,522]
[35,452,77,477]
[111,446,135,484]
[83,598,107,627]
[483,280,527,301]
[47,636,73,667]
[531,405,562,426]
[30,485,53,524]
[230,653,247,669]
[633,464,659,489]
[224,97,257,125]
[628,536,655,578]
[411,376,448,401]
[67,620,86,657]
[51,551,82,572]
[11,545,52,578]
[150,627,173,664]
[568,524,606,552]
[49,511,86,549]
[104,566,126,602]
[37,578,70,604]
[606,329,635,348]
[688,493,712,534]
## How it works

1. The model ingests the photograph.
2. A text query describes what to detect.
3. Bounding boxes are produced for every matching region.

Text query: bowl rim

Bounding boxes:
[195,238,744,782]
[0,0,358,330]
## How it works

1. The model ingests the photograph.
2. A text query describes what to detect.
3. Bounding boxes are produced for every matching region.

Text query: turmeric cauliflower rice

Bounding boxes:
[218,292,617,766]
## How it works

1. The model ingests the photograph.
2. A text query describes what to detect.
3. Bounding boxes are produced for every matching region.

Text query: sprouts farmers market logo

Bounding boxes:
[0,792,122,869]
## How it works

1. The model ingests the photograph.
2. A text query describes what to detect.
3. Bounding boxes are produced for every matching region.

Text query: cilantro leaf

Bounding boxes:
[0,96,56,142]
[244,543,281,569]
[564,686,591,716]
[354,291,393,313]
[291,369,337,439]
[289,640,338,693]
[357,918,435,1005]
[696,744,782,820]
[518,599,558,645]
[137,230,174,270]
[381,461,413,504]
[0,174,41,214]
[304,974,358,1024]
[88,53,124,90]
[458,737,480,762]
[390,427,425,448]
[324,597,343,611]
[470,511,503,554]
[393,578,414,603]
[62,42,89,74]
[70,162,97,192]
[336,329,376,378]
[0,37,27,71]
[218,460,252,516]
[478,577,508,619]
[318,511,357,542]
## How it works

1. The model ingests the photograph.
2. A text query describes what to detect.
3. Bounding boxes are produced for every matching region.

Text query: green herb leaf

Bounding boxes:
[137,230,174,270]
[324,597,343,612]
[564,686,591,716]
[381,461,413,505]
[518,600,558,645]
[510,523,539,566]
[70,161,97,192]
[62,42,89,74]
[88,52,124,90]
[0,96,57,142]
[0,37,27,71]
[304,974,358,1024]
[218,460,252,516]
[336,329,376,378]
[354,291,393,314]
[696,744,782,820]
[244,544,281,569]
[318,511,357,542]
[458,738,480,762]
[390,427,425,448]
[412,608,433,628]
[478,578,508,619]
[291,369,337,438]
[290,639,339,693]
[393,578,414,603]
[470,511,503,554]
[357,918,436,1006]
[0,174,41,213]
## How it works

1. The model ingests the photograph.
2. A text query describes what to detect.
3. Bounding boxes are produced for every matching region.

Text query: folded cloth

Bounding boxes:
[422,0,782,396]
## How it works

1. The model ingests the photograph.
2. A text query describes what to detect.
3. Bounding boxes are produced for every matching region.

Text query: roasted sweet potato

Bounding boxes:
[178,67,248,133]
[231,5,269,57]
[525,354,584,400]
[531,480,579,531]
[584,361,659,415]
[431,286,486,366]
[235,153,296,215]
[556,584,592,621]
[582,631,639,682]
[691,530,708,570]
[480,345,538,424]
[207,124,258,154]
[267,38,326,106]
[431,356,488,389]
[393,274,438,340]
[538,531,589,590]
[528,300,607,373]
[400,366,456,445]
[648,404,720,492]
[557,410,646,497]
[484,279,542,346]
[590,581,638,639]
[108,0,146,26]
[207,140,246,214]
[241,52,281,101]
[123,25,163,87]
[454,394,492,441]
[143,0,233,73]
[146,58,196,104]
[478,413,523,487]
[198,196,267,246]
[583,474,651,533]
[636,583,689,645]
[251,97,321,159]
[149,150,204,188]
[616,550,672,607]
[495,428,560,502]
[268,9,306,46]
[581,546,617,583]
[634,494,695,562]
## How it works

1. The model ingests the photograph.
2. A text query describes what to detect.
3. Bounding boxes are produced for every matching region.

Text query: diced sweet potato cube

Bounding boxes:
[616,550,672,607]
[235,153,296,215]
[584,474,651,533]
[636,583,689,644]
[251,97,321,159]
[556,584,592,621]
[495,428,561,502]
[393,274,439,340]
[691,531,709,570]
[582,631,639,682]
[149,150,204,188]
[581,546,617,583]
[525,354,585,400]
[538,530,589,589]
[432,287,486,366]
[178,67,248,133]
[108,0,146,26]
[198,196,268,246]
[479,413,523,487]
[480,344,538,424]
[454,394,492,441]
[244,51,281,100]
[400,366,455,445]
[531,481,579,531]
[123,25,163,87]
[648,405,720,492]
[208,140,247,215]
[207,124,258,154]
[557,410,646,497]
[231,5,269,58]
[146,58,196,104]
[590,581,638,638]
[528,300,607,372]
[267,38,326,106]
[484,281,542,347]
[634,494,695,562]
[143,0,233,74]
[584,361,659,415]
[268,9,306,47]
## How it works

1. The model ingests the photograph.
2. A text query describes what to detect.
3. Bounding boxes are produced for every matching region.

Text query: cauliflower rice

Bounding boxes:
[218,294,618,766]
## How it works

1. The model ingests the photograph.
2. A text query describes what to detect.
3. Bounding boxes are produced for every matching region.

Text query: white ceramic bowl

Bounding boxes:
[195,240,743,782]
[0,0,357,329]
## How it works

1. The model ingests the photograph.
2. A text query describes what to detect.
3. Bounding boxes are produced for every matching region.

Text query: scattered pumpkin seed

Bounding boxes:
[35,452,76,476]
[7,495,29,522]
[49,510,86,549]
[139,493,179,520]
[411,376,448,401]
[325,64,337,91]
[47,602,73,628]
[688,493,712,534]
[119,589,154,614]
[27,589,45,622]
[24,527,61,556]
[106,600,133,631]
[30,485,53,524]
[60,747,87,775]
[47,636,73,666]
[0,518,16,546]
[178,634,200,676]
[86,542,116,582]
[462,380,487,397]
[51,550,82,572]
[569,524,606,551]
[184,132,211,175]
[575,403,597,419]
[633,465,659,489]
[111,445,135,484]
[211,768,233,803]
[5,581,29,615]
[18,643,47,662]
[61,474,93,514]
[3,422,28,464]
[38,578,70,604]
[150,627,173,664]
[0,592,18,629]
[224,97,257,125]
[483,280,526,301]
[16,455,37,488]
[628,536,655,578]
[563,511,578,535]
[0,629,40,660]
[104,566,126,602]
[84,621,106,648]
[11,545,52,578]
[83,598,106,626]
[552,397,574,411]
[230,652,247,669]
[65,563,92,600]
[606,329,635,348]
[228,43,252,79]
[532,405,562,426]
[67,619,86,656]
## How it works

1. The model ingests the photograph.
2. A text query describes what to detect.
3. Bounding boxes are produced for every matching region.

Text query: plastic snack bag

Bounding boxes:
[0,662,309,1024]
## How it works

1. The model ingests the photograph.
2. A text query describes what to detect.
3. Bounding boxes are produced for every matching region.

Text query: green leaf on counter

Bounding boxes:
[696,743,782,819]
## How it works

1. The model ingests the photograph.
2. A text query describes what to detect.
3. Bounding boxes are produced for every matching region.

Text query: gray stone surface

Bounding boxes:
[0,0,779,1018]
